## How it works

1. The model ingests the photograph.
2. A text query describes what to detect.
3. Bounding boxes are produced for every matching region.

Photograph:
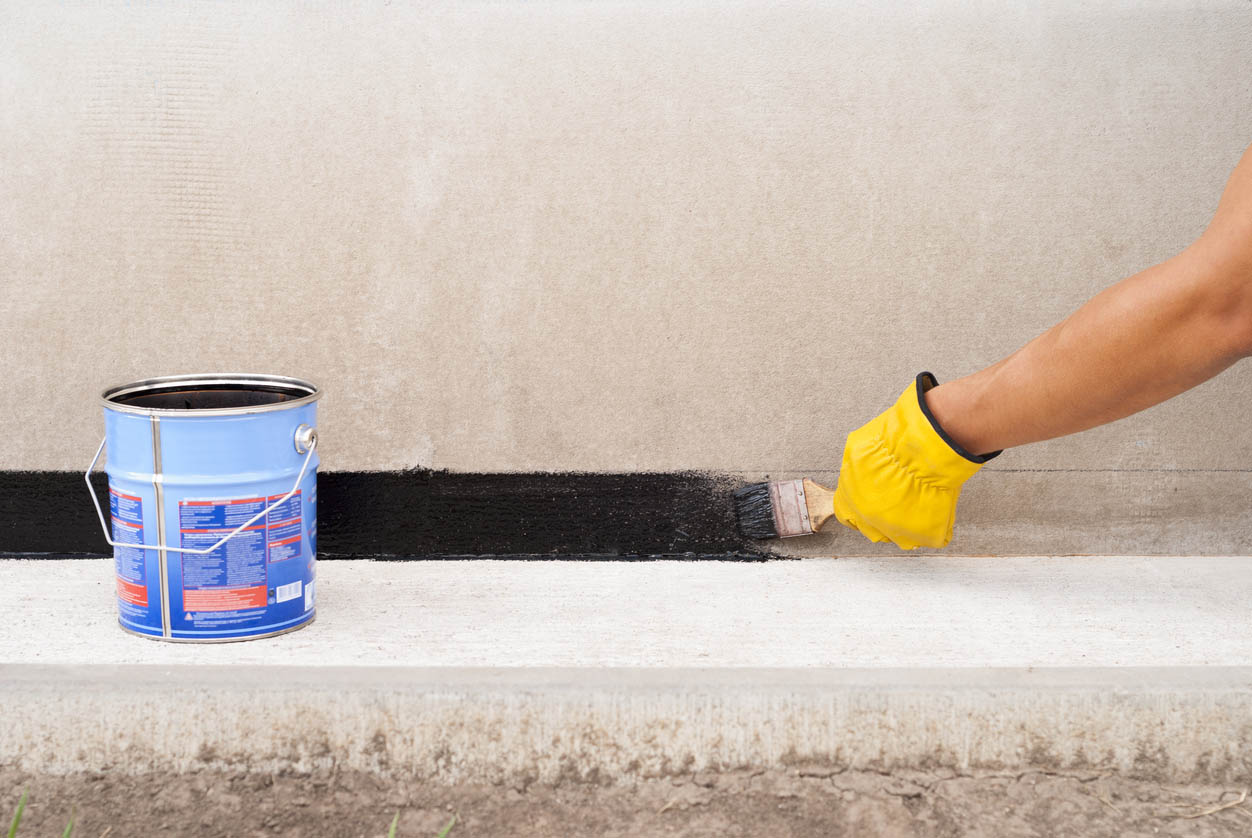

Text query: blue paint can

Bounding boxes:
[86,374,322,642]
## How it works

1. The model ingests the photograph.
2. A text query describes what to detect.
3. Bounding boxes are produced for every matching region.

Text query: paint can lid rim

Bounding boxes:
[101,373,322,417]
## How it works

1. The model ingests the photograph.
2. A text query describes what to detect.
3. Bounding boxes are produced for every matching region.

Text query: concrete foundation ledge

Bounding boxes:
[2,664,1250,785]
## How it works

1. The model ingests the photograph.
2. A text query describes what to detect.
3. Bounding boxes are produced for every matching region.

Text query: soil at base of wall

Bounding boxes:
[3,766,1250,838]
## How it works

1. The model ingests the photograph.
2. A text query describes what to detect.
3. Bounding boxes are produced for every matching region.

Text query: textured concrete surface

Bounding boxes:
[2,557,1251,783]
[4,2,1252,555]
[4,663,1251,784]
[4,1,1252,555]
[5,557,1252,667]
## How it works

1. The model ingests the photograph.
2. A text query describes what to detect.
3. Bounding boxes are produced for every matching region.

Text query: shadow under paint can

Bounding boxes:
[86,373,322,642]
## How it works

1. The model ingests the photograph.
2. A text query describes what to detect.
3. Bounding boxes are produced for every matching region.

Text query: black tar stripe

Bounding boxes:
[1,471,766,560]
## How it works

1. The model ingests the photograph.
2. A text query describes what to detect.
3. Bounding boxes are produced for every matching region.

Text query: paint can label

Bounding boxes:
[171,491,313,637]
[307,483,317,558]
[110,488,152,625]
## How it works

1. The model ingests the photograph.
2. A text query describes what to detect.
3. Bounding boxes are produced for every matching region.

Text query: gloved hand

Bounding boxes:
[832,372,1000,549]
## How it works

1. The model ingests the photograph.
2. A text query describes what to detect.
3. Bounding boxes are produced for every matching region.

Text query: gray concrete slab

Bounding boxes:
[3,663,1251,783]
[4,557,1251,783]
[4,557,1251,667]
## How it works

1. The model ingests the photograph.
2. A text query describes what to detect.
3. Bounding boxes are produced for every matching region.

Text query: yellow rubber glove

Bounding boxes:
[832,372,1000,549]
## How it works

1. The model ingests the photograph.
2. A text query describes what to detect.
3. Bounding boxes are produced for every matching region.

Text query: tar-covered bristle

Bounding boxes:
[733,482,778,540]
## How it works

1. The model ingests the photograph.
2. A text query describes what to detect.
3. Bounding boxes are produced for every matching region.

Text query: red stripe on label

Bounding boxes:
[267,491,301,502]
[268,535,301,548]
[267,517,300,529]
[183,586,267,612]
[116,578,148,606]
[180,526,266,534]
[109,489,142,501]
[110,517,143,529]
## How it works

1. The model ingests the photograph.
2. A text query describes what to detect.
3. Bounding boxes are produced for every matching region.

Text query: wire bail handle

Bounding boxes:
[85,425,317,556]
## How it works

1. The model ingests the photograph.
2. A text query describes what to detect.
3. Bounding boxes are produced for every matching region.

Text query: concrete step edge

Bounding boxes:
[4,664,1250,784]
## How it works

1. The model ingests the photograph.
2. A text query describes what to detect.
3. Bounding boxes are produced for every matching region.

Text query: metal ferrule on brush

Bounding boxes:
[769,479,814,537]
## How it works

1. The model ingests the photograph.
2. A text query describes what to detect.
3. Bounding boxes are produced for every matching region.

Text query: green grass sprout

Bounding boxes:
[7,792,26,838]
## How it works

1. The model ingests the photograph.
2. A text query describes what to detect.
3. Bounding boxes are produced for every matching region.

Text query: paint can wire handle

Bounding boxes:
[84,427,317,556]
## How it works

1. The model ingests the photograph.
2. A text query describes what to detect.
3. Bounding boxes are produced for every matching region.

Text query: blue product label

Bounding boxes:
[307,483,317,558]
[266,493,302,562]
[173,491,311,637]
[110,488,151,622]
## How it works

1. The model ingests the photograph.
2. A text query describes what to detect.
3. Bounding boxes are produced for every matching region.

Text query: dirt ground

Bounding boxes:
[4,766,1251,838]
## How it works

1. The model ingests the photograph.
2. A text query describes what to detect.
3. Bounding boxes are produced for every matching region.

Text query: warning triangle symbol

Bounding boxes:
[185,613,192,620]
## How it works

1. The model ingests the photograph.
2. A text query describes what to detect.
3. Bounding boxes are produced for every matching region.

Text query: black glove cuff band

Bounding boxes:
[916,372,1002,464]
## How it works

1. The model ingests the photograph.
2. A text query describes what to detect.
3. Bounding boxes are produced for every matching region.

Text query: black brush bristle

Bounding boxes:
[733,482,778,540]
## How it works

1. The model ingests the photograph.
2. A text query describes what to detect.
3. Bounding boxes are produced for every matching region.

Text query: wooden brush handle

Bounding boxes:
[802,478,838,532]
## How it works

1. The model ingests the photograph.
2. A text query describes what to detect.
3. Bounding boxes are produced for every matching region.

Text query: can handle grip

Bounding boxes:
[85,430,317,556]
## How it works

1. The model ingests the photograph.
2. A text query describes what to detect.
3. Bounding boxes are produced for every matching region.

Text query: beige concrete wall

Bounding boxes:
[3,1,1252,551]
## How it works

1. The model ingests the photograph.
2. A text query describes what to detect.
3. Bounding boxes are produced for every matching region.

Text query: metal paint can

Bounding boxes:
[86,373,322,642]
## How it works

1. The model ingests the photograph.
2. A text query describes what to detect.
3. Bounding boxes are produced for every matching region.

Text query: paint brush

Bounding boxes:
[732,478,837,539]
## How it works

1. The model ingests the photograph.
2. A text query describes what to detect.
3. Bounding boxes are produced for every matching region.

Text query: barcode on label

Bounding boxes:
[304,580,315,612]
[275,581,302,603]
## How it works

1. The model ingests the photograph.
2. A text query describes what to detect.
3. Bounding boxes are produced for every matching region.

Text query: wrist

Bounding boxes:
[918,374,1001,461]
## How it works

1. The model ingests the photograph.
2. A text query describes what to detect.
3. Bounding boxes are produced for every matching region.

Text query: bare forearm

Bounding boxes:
[925,147,1252,456]
[926,250,1245,454]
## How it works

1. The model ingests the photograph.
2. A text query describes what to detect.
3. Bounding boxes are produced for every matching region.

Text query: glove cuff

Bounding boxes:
[915,371,1001,464]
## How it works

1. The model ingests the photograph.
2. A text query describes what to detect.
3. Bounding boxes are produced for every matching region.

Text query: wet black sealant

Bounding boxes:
[1,470,766,560]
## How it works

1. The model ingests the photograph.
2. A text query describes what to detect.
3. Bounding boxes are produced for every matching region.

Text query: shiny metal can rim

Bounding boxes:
[100,373,323,417]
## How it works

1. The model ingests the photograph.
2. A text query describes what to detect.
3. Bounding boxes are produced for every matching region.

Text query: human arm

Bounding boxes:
[926,143,1252,455]
[832,143,1252,550]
